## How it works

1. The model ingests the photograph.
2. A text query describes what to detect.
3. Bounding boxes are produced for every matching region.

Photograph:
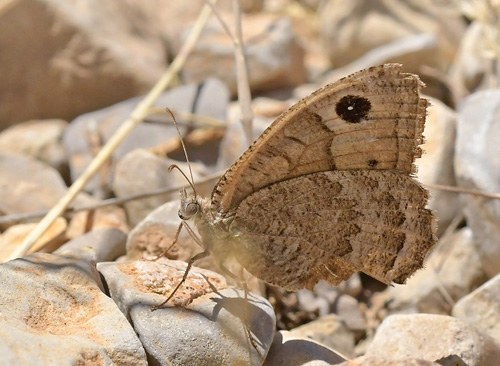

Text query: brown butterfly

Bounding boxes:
[169,63,436,296]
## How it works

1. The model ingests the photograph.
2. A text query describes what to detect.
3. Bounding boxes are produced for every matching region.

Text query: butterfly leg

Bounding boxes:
[151,250,210,311]
[150,222,184,261]
[216,260,263,359]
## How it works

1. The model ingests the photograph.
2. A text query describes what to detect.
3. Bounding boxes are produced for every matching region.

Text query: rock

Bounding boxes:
[0,217,67,262]
[63,79,228,193]
[365,314,500,366]
[0,251,147,365]
[263,330,347,366]
[320,0,465,72]
[55,227,127,262]
[453,272,500,342]
[126,200,218,271]
[0,0,167,129]
[0,119,68,176]
[66,202,129,240]
[288,314,355,358]
[455,89,500,277]
[387,227,487,315]
[181,14,306,95]
[0,154,67,227]
[297,281,366,337]
[449,22,493,96]
[417,98,459,236]
[339,357,442,366]
[112,150,209,226]
[97,259,275,365]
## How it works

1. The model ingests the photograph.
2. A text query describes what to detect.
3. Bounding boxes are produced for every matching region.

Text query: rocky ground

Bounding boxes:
[1,0,500,365]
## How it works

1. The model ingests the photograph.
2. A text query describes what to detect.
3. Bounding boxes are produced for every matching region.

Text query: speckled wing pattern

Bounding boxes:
[211,64,436,290]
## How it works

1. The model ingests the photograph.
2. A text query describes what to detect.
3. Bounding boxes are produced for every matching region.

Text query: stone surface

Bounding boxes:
[98,259,275,365]
[263,330,347,366]
[320,0,465,71]
[339,357,442,366]
[0,251,147,365]
[365,314,500,366]
[112,150,208,226]
[126,200,218,272]
[0,154,67,224]
[297,282,366,337]
[0,119,68,175]
[416,97,459,236]
[453,272,500,343]
[0,0,167,129]
[455,89,500,277]
[288,314,355,358]
[66,202,129,240]
[0,217,67,262]
[181,14,306,95]
[387,227,487,315]
[55,227,127,262]
[63,79,228,193]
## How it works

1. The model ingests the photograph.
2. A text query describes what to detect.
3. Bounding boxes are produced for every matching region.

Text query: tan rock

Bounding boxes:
[365,314,500,366]
[0,0,167,129]
[0,217,67,261]
[0,119,68,175]
[339,357,442,366]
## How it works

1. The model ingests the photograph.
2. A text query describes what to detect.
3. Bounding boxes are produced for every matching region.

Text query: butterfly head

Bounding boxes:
[178,188,201,220]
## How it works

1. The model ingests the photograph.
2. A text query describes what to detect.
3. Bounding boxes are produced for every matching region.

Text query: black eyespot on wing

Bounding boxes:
[336,95,371,123]
[368,159,379,167]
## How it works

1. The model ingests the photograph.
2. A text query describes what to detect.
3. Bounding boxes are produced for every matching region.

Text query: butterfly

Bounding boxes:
[172,63,436,294]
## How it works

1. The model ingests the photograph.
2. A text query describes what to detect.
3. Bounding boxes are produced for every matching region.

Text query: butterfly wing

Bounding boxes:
[228,170,435,290]
[211,64,427,219]
[209,63,435,288]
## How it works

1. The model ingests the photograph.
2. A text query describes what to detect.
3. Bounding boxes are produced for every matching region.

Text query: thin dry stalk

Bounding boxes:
[206,0,254,146]
[6,0,218,261]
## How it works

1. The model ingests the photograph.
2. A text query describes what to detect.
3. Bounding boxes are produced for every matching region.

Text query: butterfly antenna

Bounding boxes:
[166,108,197,198]
[168,164,197,198]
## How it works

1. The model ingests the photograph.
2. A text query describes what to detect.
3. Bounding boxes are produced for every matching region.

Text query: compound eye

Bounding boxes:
[186,202,199,216]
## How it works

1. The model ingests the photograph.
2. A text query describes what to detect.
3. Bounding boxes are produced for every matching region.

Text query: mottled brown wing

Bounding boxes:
[211,64,427,220]
[228,170,436,290]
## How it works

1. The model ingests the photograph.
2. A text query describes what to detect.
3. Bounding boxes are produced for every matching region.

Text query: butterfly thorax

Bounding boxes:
[178,189,236,262]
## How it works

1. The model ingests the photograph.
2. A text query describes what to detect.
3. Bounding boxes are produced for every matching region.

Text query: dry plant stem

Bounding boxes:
[206,0,254,145]
[426,183,500,200]
[0,171,224,226]
[6,0,218,261]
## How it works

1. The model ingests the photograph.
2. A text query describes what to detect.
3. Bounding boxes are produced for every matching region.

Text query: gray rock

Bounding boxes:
[263,330,346,366]
[182,14,306,95]
[112,150,209,225]
[0,154,67,227]
[64,79,229,192]
[455,89,500,277]
[417,98,459,236]
[365,314,500,366]
[387,227,487,314]
[288,314,355,358]
[339,357,442,366]
[453,272,500,342]
[55,227,127,262]
[0,251,147,365]
[0,119,68,175]
[98,259,275,365]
